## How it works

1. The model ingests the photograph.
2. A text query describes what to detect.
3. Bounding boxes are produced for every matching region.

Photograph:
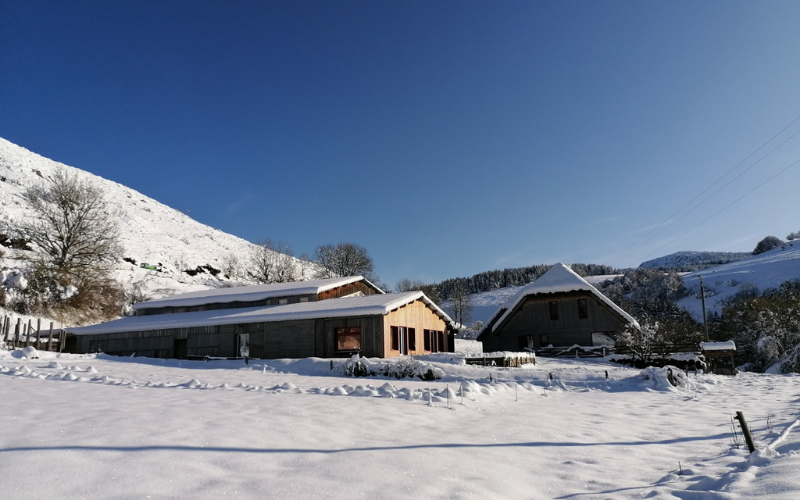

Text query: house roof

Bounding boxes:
[488,263,638,334]
[132,276,383,311]
[69,291,451,336]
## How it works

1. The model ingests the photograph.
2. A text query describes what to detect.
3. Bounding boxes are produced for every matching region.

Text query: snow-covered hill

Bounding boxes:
[678,242,800,319]
[0,137,310,308]
[639,250,751,271]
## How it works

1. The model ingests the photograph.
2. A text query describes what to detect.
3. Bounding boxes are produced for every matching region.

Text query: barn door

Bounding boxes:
[238,333,250,359]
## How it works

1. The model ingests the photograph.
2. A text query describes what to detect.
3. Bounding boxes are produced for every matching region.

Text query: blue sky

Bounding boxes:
[2,1,799,287]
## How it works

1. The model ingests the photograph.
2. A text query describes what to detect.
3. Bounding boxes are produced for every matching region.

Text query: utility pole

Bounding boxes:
[698,275,709,342]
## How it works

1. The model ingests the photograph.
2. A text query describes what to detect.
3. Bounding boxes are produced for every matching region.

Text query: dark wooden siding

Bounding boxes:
[246,320,316,359]
[482,291,630,351]
[315,316,384,358]
[72,326,223,358]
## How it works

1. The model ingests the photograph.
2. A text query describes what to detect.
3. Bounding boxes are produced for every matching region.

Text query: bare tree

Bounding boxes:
[16,168,123,320]
[448,281,473,326]
[221,253,241,281]
[395,278,426,293]
[248,240,298,284]
[20,168,121,282]
[314,242,376,280]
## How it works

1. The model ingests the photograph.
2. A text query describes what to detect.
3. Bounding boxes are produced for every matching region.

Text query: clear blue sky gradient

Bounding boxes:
[2,1,799,286]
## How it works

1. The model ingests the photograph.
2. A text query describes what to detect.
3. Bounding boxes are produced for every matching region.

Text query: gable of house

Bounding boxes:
[478,263,637,350]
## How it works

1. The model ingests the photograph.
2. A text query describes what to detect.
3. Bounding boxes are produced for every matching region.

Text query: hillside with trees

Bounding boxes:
[638,251,751,272]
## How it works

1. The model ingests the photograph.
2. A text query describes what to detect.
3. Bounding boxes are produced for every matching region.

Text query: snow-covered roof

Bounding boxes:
[491,263,639,332]
[700,341,736,351]
[69,291,451,336]
[132,276,383,310]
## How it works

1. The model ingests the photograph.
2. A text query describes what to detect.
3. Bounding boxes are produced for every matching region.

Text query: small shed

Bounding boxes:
[700,341,737,375]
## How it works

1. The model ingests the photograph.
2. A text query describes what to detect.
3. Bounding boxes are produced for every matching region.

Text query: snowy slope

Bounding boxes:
[678,242,800,319]
[640,250,751,270]
[0,137,311,304]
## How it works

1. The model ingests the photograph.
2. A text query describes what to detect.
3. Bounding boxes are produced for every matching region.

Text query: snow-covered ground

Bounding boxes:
[678,243,800,320]
[1,349,798,499]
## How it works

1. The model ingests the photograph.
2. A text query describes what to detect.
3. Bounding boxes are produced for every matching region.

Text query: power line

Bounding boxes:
[640,155,800,261]
[607,113,800,266]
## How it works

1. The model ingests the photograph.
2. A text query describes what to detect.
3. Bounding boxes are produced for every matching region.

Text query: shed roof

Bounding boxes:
[132,276,382,311]
[69,291,450,336]
[490,263,639,333]
[700,341,736,351]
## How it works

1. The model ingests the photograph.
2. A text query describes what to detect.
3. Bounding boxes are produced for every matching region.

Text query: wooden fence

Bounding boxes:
[1,315,65,352]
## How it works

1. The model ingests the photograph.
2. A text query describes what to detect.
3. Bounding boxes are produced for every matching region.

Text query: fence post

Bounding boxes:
[47,322,54,351]
[2,316,8,345]
[25,320,32,347]
[14,318,21,348]
[735,411,756,453]
[36,318,41,348]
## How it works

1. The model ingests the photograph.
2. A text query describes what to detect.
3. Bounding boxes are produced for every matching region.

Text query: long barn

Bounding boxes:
[65,277,453,359]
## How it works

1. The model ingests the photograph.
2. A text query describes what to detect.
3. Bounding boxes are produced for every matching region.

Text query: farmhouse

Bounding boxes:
[477,263,638,351]
[64,277,453,359]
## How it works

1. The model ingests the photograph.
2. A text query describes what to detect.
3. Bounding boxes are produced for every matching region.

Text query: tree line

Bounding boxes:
[432,263,620,300]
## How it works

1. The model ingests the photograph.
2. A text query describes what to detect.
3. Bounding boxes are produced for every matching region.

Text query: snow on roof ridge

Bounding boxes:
[133,276,377,310]
[700,341,736,351]
[491,263,638,332]
[70,291,450,336]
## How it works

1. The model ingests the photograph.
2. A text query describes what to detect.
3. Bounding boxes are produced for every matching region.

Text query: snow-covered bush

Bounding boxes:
[753,236,784,255]
[640,365,695,390]
[339,355,444,380]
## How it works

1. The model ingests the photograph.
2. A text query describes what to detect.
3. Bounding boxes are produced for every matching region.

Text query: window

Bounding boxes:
[423,329,444,352]
[335,327,361,352]
[577,299,588,319]
[299,297,308,303]
[408,328,416,351]
[540,334,549,345]
[278,298,288,305]
[549,301,559,320]
[391,326,399,350]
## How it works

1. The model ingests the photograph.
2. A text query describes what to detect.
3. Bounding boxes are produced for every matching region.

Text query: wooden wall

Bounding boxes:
[317,281,380,301]
[383,300,449,357]
[483,291,629,351]
[250,320,316,359]
[314,316,384,358]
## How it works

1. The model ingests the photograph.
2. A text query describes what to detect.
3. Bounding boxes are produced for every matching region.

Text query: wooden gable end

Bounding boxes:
[317,280,380,301]
[484,290,632,351]
[382,299,448,357]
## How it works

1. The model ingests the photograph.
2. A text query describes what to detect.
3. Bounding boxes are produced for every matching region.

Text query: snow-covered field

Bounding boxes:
[2,349,798,499]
